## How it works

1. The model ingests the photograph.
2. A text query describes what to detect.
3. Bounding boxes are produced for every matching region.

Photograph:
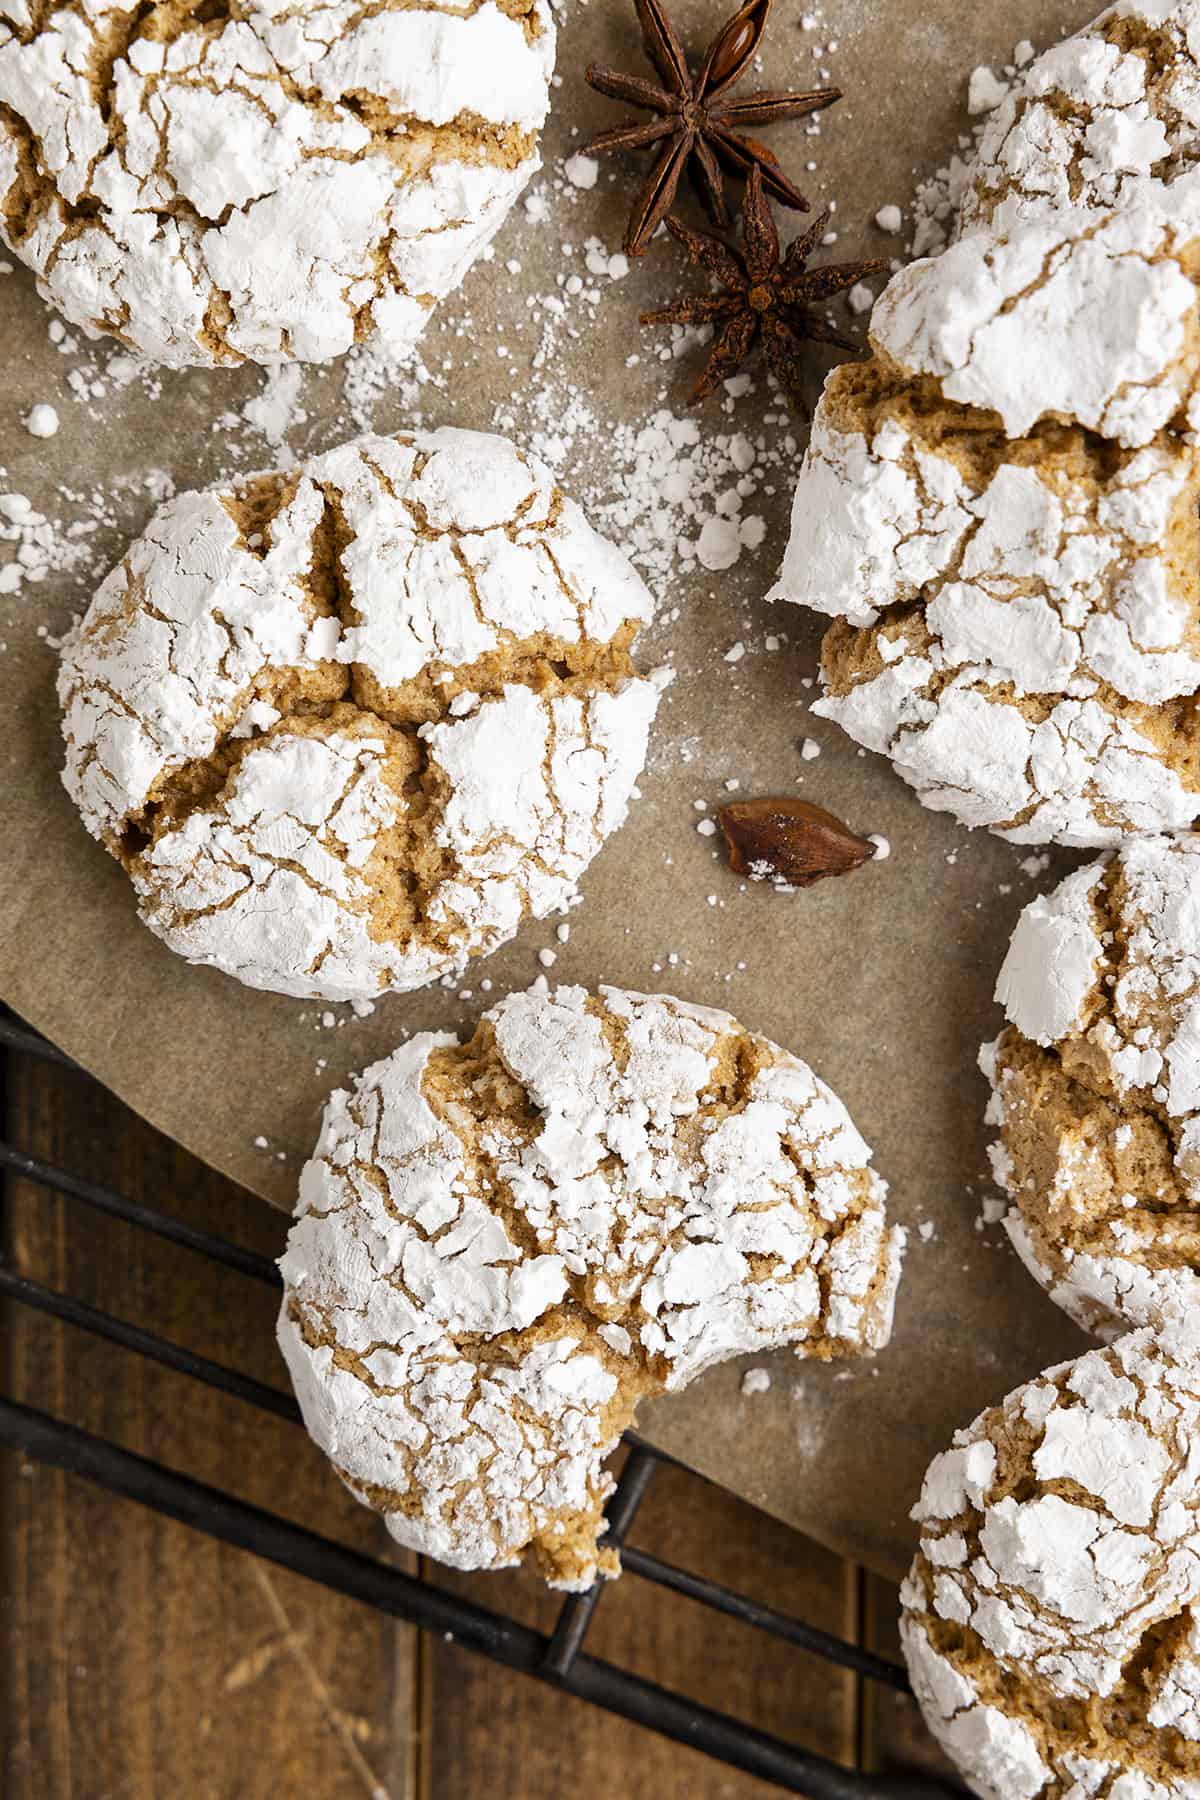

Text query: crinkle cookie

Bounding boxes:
[769,178,1200,846]
[901,1311,1200,1800]
[983,834,1200,1340]
[960,0,1200,238]
[276,981,904,1587]
[0,0,554,366]
[59,429,659,1001]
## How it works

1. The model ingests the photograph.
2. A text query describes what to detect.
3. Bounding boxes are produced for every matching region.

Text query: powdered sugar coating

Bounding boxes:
[960,1,1200,238]
[277,982,904,1586]
[874,189,1200,451]
[0,0,554,366]
[786,417,1200,845]
[59,427,658,1000]
[997,862,1110,1048]
[985,834,1200,1338]
[769,180,1200,846]
[901,1313,1200,1800]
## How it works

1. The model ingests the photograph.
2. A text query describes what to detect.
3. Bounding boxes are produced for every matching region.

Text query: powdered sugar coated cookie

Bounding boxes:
[769,179,1200,845]
[983,833,1200,1339]
[0,0,554,365]
[59,428,658,1000]
[902,1310,1200,1799]
[960,1,1200,237]
[277,982,905,1587]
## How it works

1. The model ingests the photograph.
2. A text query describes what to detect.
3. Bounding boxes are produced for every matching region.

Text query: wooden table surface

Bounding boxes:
[1,1038,955,1799]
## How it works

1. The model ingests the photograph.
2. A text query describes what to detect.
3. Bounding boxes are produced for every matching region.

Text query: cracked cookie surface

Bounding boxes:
[983,833,1200,1340]
[769,178,1200,845]
[0,0,554,365]
[902,1311,1200,1800]
[276,981,905,1588]
[960,1,1200,238]
[58,427,659,1000]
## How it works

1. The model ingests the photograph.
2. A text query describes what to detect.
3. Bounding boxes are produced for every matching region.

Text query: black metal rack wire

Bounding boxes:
[0,1006,966,1800]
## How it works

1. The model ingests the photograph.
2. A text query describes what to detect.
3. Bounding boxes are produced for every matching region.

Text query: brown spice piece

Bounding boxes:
[718,796,877,886]
[584,0,838,256]
[641,163,885,410]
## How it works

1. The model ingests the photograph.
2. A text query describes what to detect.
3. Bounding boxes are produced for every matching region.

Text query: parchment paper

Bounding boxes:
[0,0,1100,1582]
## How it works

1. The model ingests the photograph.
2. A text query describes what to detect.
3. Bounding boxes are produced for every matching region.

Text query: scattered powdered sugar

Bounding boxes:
[909,37,1033,258]
[563,152,599,190]
[236,366,308,455]
[0,488,86,598]
[64,342,158,410]
[25,403,59,439]
[966,65,1010,116]
[506,391,785,590]
[0,449,180,646]
[3,33,877,623]
[339,338,437,436]
[493,364,788,588]
[592,414,776,585]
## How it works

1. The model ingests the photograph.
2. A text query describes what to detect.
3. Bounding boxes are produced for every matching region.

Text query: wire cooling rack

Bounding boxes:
[0,1005,966,1800]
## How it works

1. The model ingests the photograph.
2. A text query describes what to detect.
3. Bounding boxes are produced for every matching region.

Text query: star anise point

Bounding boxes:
[584,0,838,257]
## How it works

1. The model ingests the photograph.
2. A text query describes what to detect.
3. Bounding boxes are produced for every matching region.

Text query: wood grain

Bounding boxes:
[0,1049,419,1800]
[425,1452,859,1800]
[860,1573,959,1786]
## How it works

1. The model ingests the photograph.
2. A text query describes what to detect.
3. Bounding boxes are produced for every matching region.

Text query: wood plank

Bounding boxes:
[425,1452,860,1799]
[859,1571,958,1785]
[0,1048,420,1800]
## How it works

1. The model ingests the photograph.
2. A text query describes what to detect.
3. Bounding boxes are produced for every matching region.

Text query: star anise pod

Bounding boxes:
[585,0,839,257]
[641,163,886,412]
